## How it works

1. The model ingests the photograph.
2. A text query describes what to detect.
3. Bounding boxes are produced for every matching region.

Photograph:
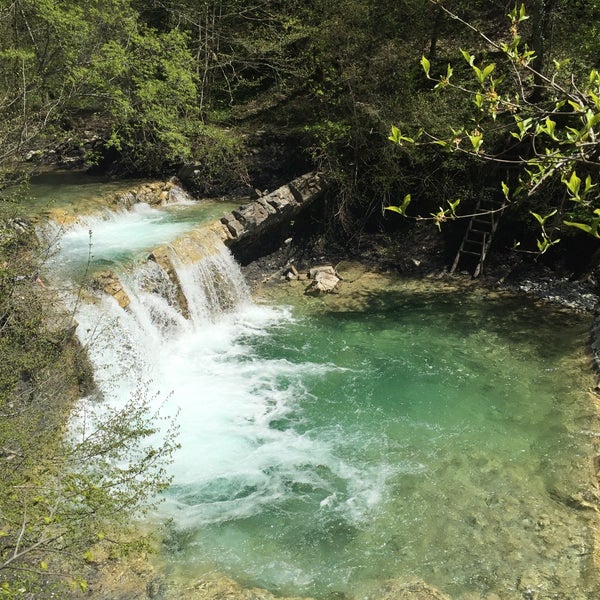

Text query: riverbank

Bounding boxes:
[241,223,600,313]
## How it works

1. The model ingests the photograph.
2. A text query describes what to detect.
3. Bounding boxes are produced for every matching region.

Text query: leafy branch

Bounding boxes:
[387,1,600,251]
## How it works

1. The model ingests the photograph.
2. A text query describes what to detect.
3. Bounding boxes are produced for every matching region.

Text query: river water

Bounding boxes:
[38,177,598,599]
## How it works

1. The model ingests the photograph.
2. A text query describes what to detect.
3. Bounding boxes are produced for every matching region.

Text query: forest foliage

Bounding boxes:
[1,0,598,236]
[0,217,180,596]
[387,1,600,253]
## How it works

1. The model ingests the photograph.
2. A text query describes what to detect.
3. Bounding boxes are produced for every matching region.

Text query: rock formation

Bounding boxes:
[109,178,192,209]
[84,173,325,312]
[91,270,131,308]
[216,172,325,257]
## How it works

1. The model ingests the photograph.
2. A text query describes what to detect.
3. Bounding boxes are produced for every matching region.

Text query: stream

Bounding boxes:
[36,175,599,599]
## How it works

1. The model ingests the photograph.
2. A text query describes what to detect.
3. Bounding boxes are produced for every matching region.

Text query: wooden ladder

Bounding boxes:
[450,196,506,277]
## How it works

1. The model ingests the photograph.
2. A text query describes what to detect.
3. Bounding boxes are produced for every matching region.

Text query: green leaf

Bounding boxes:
[388,125,415,145]
[384,205,403,215]
[563,171,582,198]
[460,49,475,66]
[400,193,412,212]
[447,198,460,216]
[585,109,600,129]
[530,209,557,226]
[501,181,510,200]
[552,58,570,71]
[467,131,483,152]
[568,100,584,113]
[536,238,549,253]
[481,63,496,81]
[421,56,431,77]
[518,3,529,22]
[388,125,401,143]
[564,220,594,235]
[531,211,544,226]
[512,116,533,141]
[565,126,582,142]
[384,194,412,216]
[543,117,557,140]
[584,175,596,194]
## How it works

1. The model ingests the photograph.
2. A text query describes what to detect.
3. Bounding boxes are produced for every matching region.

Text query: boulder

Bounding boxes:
[221,172,326,261]
[147,246,188,318]
[221,213,245,238]
[305,265,340,295]
[309,265,338,279]
[91,270,130,308]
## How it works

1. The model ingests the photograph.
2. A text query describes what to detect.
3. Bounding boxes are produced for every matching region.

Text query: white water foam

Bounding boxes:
[44,202,225,283]
[47,206,386,535]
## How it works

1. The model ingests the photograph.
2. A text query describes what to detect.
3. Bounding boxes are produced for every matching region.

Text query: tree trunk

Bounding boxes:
[428,4,443,59]
[530,0,556,101]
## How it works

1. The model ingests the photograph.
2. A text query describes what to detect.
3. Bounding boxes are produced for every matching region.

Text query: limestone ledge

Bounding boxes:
[91,270,131,308]
[217,172,325,246]
[88,173,325,315]
[108,178,192,209]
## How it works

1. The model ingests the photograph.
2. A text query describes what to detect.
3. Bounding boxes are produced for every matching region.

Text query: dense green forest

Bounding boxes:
[1,0,598,241]
[1,0,600,596]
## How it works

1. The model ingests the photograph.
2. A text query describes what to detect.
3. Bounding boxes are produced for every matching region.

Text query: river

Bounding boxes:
[37,175,599,599]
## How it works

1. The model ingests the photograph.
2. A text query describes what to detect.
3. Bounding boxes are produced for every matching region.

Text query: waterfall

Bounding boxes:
[39,198,589,598]
[36,180,597,600]
[46,205,377,533]
[50,207,258,387]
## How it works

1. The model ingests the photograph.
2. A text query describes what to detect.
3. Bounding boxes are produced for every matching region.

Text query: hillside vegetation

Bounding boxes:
[0,1,597,241]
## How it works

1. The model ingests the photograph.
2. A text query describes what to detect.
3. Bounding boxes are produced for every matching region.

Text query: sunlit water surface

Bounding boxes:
[156,288,596,599]
[40,182,598,599]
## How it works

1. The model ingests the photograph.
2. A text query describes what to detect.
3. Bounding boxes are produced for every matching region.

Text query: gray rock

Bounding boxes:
[305,268,340,294]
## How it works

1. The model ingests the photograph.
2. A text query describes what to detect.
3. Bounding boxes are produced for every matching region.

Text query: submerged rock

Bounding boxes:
[369,579,451,600]
[88,567,315,600]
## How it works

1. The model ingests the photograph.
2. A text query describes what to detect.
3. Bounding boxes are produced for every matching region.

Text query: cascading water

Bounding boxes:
[43,197,598,600]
